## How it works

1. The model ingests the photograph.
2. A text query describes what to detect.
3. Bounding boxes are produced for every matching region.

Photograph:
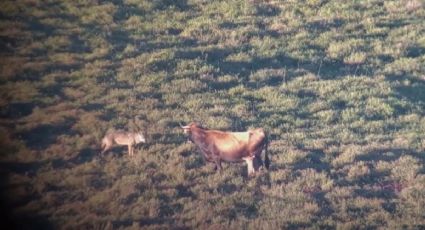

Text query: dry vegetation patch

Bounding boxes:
[1,0,424,228]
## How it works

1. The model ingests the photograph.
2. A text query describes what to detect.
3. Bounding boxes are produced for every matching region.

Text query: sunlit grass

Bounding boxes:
[0,0,424,228]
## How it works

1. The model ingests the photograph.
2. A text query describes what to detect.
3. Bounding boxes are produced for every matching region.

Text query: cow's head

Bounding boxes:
[180,122,200,134]
[248,128,265,142]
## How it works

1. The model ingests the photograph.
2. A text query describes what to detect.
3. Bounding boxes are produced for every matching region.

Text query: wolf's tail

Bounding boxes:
[100,138,106,153]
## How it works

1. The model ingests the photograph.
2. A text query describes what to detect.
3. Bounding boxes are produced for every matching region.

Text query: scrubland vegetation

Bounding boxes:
[1,0,424,229]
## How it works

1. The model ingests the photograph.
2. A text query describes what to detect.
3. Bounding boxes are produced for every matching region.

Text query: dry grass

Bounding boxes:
[1,0,424,228]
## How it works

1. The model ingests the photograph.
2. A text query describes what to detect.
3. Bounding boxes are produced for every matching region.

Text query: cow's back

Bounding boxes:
[205,131,251,160]
[248,128,266,149]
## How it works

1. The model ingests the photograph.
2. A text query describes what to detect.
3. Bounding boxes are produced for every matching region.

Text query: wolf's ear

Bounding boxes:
[106,128,115,134]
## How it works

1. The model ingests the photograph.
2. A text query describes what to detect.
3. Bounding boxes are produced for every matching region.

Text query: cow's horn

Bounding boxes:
[179,122,189,129]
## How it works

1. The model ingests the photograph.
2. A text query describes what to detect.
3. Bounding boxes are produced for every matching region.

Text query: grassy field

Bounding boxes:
[1,0,424,229]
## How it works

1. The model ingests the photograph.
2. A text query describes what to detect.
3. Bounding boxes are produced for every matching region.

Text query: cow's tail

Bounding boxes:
[264,135,270,170]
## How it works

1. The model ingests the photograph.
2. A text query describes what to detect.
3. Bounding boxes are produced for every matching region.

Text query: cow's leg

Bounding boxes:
[214,159,222,172]
[210,153,222,171]
[209,144,222,172]
[243,156,255,177]
[128,145,132,157]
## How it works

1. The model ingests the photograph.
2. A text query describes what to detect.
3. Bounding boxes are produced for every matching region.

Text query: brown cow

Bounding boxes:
[180,122,269,176]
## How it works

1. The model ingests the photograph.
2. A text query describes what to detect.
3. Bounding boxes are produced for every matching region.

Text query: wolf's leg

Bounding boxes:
[101,143,111,154]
